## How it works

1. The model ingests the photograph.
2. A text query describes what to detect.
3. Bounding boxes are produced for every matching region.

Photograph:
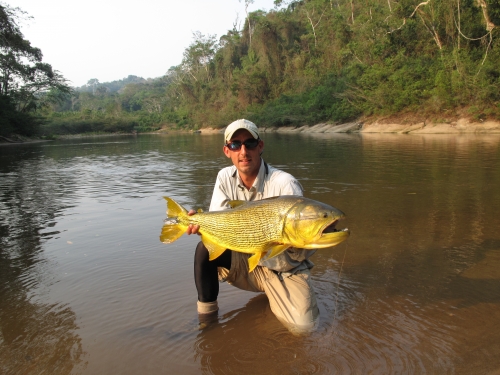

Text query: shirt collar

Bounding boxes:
[232,158,267,192]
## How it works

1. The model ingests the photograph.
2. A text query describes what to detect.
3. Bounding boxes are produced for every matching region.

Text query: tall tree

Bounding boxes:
[0,3,70,135]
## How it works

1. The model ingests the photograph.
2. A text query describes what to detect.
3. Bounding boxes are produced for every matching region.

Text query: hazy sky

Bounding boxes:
[6,0,277,87]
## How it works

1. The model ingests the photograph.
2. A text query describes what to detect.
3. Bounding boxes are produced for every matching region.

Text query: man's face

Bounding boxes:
[223,129,264,177]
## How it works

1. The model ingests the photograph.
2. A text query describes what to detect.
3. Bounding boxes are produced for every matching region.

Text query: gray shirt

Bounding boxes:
[209,159,315,274]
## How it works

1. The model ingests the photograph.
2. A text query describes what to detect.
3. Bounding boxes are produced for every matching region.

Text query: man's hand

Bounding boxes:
[186,210,201,235]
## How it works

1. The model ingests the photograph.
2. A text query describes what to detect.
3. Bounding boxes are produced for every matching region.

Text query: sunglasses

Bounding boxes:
[225,138,260,151]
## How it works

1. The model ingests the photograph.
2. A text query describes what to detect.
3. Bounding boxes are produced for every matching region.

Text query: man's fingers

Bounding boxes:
[186,223,200,235]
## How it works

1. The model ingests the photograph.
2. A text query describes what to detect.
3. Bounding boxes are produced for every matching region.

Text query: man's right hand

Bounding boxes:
[186,210,200,235]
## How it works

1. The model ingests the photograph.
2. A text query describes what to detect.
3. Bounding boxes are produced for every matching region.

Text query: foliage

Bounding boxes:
[0,3,71,136]
[74,75,147,94]
[45,0,500,133]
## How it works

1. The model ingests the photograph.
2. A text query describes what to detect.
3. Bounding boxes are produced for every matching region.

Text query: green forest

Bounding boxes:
[1,0,499,137]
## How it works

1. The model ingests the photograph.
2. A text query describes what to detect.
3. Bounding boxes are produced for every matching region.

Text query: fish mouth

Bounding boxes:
[323,218,351,234]
[314,219,350,247]
[323,220,341,233]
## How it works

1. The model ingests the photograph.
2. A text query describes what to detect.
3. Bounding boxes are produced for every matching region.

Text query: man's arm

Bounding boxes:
[187,170,232,235]
[209,173,233,212]
[284,179,304,196]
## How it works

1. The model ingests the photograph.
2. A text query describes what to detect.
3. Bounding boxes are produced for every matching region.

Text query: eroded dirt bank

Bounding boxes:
[199,118,500,134]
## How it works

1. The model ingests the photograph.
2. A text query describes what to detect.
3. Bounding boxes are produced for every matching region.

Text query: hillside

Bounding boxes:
[40,0,499,135]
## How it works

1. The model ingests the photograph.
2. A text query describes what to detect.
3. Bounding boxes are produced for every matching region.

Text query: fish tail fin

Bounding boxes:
[160,222,185,244]
[164,196,188,218]
[160,197,188,244]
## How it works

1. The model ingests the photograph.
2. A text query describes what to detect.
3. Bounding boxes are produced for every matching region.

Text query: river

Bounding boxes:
[1,133,500,374]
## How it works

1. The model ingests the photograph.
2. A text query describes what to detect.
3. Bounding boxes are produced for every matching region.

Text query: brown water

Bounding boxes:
[1,133,500,374]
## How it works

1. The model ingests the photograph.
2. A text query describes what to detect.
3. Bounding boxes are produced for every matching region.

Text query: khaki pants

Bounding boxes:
[218,252,319,333]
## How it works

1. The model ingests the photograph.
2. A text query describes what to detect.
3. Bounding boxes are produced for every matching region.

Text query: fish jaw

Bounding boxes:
[284,198,349,249]
[300,228,350,249]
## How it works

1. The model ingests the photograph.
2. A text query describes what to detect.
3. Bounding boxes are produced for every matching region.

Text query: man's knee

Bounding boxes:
[194,241,231,270]
[194,241,209,265]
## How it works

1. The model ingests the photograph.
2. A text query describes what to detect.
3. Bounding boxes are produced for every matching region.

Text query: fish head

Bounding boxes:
[284,198,350,249]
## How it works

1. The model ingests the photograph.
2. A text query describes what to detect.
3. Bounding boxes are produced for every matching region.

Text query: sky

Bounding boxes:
[5,0,278,87]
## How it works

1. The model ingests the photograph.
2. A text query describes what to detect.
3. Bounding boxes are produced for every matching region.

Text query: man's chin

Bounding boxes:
[238,161,252,168]
[237,164,257,174]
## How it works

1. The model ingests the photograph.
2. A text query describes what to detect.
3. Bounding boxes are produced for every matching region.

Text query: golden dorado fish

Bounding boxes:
[160,195,349,272]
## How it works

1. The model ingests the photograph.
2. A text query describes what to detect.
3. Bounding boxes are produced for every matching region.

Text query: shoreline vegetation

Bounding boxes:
[2,2,499,141]
[2,117,500,145]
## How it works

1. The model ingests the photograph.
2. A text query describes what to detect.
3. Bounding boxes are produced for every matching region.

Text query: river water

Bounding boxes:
[1,133,500,374]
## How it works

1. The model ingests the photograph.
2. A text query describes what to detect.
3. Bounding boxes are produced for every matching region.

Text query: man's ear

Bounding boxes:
[223,145,231,158]
[258,139,264,155]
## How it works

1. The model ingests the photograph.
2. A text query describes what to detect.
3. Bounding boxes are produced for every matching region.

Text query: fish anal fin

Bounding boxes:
[265,244,290,260]
[247,252,263,273]
[202,235,227,261]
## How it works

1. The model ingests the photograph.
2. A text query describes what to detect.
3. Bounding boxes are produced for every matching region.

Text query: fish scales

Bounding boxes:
[186,199,290,252]
[160,195,350,272]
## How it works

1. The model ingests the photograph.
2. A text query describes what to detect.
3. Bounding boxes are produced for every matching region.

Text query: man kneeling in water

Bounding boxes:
[187,119,319,333]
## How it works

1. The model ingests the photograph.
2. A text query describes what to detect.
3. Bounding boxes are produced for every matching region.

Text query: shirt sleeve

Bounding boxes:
[278,176,304,197]
[209,173,231,212]
[286,179,304,196]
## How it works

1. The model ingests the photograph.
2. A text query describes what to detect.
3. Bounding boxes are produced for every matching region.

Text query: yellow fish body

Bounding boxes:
[160,195,349,272]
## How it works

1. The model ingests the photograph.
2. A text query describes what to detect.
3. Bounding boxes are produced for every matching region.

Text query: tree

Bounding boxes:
[181,31,218,82]
[0,3,70,135]
[240,0,255,48]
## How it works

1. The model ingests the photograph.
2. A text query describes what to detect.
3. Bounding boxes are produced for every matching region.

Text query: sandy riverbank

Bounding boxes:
[2,118,500,145]
[199,118,500,134]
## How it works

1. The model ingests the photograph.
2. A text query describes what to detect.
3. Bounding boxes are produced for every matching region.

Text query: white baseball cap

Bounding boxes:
[224,119,260,142]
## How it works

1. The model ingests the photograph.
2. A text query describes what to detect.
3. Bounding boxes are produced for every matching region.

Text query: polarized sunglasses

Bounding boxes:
[225,138,260,151]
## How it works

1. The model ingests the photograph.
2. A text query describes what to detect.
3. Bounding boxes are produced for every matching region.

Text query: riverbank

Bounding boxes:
[199,118,500,134]
[0,134,52,146]
[2,118,500,146]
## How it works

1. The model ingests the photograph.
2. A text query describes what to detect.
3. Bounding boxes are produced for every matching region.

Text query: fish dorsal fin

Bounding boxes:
[227,200,247,209]
[260,196,283,201]
[265,244,290,260]
[202,235,227,261]
[247,252,263,272]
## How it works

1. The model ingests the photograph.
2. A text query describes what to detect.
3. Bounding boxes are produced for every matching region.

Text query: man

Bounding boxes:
[187,119,319,332]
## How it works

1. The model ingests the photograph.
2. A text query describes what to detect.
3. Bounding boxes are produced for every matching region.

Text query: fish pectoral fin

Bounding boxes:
[247,252,263,273]
[160,223,185,244]
[227,200,247,209]
[265,244,291,260]
[202,236,227,261]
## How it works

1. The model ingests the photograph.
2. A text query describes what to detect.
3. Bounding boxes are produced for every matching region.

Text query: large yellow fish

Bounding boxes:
[160,195,349,272]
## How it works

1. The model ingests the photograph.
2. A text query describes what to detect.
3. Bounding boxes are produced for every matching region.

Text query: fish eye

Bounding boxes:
[323,213,328,218]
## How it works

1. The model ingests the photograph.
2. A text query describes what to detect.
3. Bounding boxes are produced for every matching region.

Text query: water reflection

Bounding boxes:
[0,293,85,374]
[1,133,500,374]
[194,295,328,375]
[0,146,85,374]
